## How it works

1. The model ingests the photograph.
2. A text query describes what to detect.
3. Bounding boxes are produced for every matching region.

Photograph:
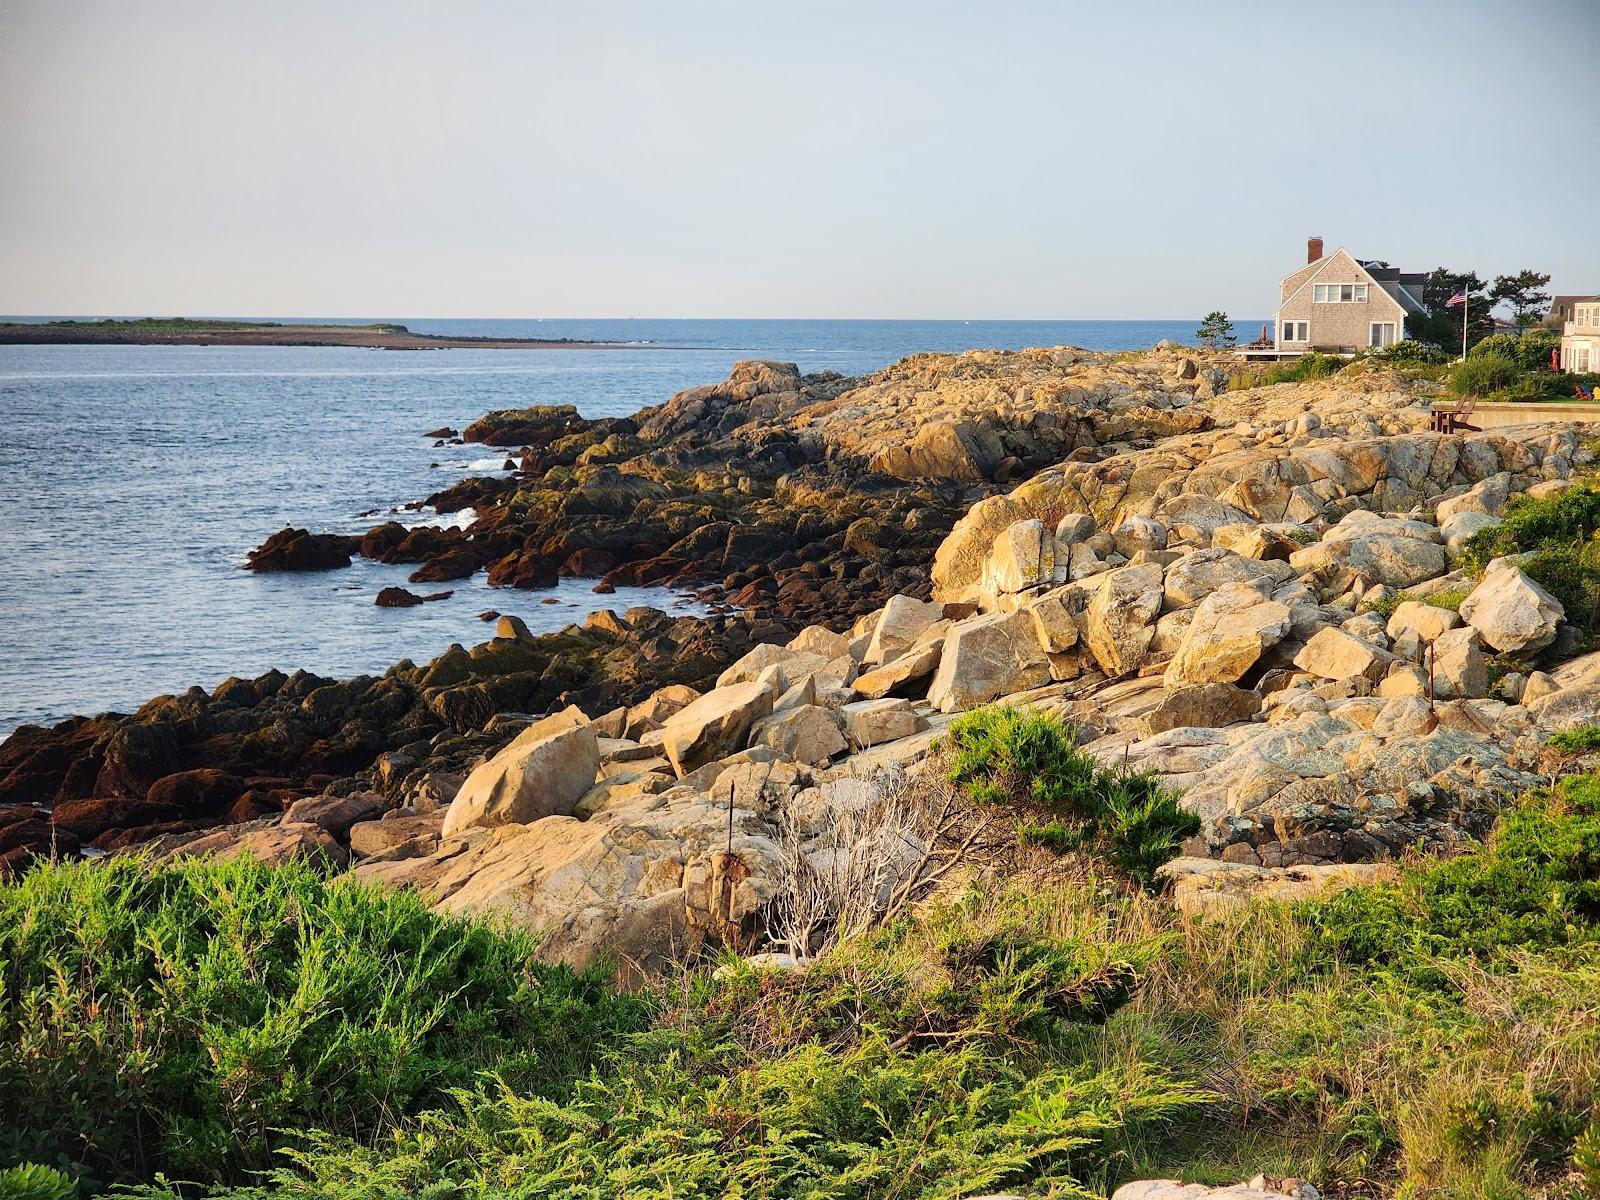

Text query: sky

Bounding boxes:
[0,0,1595,320]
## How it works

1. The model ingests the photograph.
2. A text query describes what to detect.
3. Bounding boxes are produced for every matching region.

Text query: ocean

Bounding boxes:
[0,318,1234,735]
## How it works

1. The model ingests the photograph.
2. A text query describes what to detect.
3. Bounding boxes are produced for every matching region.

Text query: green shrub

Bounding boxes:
[86,781,1600,1200]
[1374,339,1451,365]
[123,1039,1209,1200]
[0,855,650,1187]
[1263,352,1346,386]
[1471,328,1561,371]
[1463,487,1600,570]
[116,880,1209,1200]
[1304,777,1600,970]
[699,884,1171,1056]
[1461,486,1600,629]
[1450,351,1520,396]
[941,706,1197,884]
[0,1165,76,1200]
[1485,371,1600,404]
[1551,725,1600,754]
[1574,1123,1600,1193]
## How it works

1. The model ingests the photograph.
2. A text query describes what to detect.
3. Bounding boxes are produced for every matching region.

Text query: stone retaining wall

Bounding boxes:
[1432,401,1600,430]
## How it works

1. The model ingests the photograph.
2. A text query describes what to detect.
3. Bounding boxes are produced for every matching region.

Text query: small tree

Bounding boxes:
[1195,311,1236,349]
[1490,269,1553,334]
[1408,267,1494,351]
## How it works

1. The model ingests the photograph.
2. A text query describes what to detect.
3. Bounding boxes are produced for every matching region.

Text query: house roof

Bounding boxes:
[1361,265,1429,286]
[1551,294,1600,308]
[1277,248,1420,319]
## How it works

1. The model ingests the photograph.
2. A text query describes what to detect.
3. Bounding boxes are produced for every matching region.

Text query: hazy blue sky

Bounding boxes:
[1,0,1594,319]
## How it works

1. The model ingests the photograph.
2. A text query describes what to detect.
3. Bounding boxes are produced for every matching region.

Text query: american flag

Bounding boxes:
[1445,291,1468,307]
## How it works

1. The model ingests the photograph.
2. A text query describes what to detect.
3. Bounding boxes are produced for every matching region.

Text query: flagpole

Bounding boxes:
[1462,287,1469,360]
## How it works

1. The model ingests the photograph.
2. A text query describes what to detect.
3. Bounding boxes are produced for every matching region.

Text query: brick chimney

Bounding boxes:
[1307,236,1324,264]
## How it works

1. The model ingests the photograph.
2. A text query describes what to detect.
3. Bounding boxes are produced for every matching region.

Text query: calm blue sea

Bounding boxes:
[0,319,1232,735]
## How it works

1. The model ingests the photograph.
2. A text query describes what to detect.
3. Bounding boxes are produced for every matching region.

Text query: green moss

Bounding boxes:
[1425,585,1473,612]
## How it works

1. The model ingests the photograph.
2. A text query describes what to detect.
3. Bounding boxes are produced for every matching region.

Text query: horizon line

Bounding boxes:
[0,313,1267,324]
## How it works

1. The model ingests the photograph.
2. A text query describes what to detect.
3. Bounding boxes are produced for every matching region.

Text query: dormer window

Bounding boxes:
[1313,283,1369,303]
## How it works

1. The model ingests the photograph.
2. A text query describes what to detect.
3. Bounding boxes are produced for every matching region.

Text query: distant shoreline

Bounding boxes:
[0,318,685,351]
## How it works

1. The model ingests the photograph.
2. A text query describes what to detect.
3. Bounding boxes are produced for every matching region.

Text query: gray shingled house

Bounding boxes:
[1272,237,1427,354]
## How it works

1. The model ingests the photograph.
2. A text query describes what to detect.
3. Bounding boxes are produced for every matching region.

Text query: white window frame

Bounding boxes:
[1579,347,1592,373]
[1313,283,1369,303]
[1281,320,1309,343]
[1370,322,1397,348]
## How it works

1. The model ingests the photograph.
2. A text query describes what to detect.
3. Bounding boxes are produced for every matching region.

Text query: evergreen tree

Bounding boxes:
[1406,267,1494,351]
[1490,269,1553,333]
[1195,311,1235,349]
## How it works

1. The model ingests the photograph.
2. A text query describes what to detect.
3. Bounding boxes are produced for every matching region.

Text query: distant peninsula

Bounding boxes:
[0,317,661,350]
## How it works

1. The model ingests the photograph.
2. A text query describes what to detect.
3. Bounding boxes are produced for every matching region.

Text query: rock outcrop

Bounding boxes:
[13,346,1600,991]
[1459,560,1565,654]
[441,709,599,836]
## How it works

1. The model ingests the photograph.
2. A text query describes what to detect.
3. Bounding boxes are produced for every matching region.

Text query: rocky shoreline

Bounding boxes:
[6,342,1600,976]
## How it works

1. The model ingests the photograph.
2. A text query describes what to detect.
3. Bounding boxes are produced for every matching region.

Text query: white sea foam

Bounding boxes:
[391,506,476,531]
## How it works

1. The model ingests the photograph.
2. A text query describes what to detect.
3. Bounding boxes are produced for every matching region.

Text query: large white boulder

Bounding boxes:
[1164,581,1292,686]
[1459,561,1564,654]
[864,594,944,665]
[1141,683,1261,734]
[1083,563,1165,678]
[1432,625,1486,699]
[840,698,928,748]
[1292,627,1389,682]
[660,680,776,776]
[1384,600,1460,644]
[442,709,600,837]
[717,644,831,689]
[625,683,700,738]
[926,609,1052,713]
[1289,513,1447,593]
[1440,510,1501,551]
[370,787,790,981]
[786,624,854,659]
[1435,473,1513,522]
[851,637,942,699]
[981,518,1064,604]
[1162,548,1291,611]
[748,704,847,766]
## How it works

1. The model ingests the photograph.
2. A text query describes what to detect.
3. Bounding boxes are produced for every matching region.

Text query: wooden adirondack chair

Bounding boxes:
[1431,395,1480,434]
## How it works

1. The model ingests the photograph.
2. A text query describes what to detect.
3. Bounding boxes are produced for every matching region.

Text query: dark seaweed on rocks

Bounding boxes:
[0,607,781,874]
